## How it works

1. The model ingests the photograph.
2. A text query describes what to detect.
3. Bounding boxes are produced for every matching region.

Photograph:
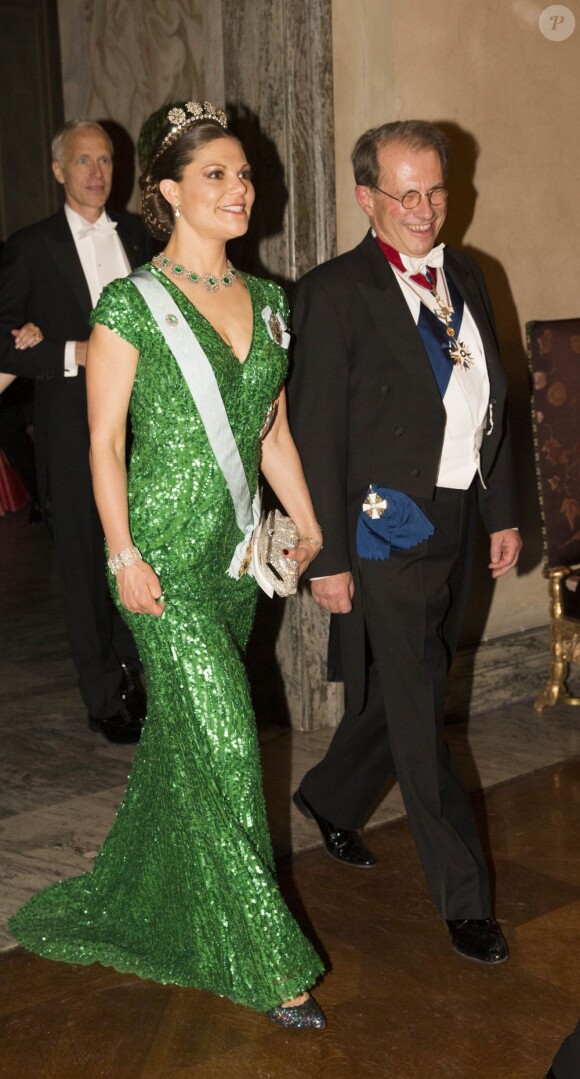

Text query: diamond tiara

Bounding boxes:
[150,100,228,165]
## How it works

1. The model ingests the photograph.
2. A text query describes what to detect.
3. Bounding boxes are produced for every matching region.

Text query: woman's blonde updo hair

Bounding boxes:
[139,105,236,241]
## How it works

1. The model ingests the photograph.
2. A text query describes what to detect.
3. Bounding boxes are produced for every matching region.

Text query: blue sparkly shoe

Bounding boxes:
[265,994,326,1030]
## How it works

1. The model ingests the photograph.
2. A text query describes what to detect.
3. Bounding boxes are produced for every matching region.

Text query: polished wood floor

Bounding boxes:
[3,756,580,1079]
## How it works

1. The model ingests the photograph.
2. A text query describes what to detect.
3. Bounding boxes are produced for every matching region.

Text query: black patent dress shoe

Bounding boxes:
[88,702,142,744]
[293,788,377,868]
[266,994,326,1030]
[446,918,509,964]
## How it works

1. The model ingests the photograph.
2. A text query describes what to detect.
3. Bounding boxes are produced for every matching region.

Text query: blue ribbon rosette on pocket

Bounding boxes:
[356,485,435,560]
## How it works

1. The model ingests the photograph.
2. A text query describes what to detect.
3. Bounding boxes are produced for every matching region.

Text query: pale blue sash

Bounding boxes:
[130,269,260,578]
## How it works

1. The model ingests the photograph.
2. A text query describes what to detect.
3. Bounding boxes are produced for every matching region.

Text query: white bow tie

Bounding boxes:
[402,243,446,276]
[77,218,118,240]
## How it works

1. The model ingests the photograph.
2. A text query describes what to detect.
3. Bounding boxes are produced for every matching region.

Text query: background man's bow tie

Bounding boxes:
[78,219,118,240]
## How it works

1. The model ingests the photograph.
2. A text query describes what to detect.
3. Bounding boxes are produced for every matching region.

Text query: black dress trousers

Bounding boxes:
[550,1021,580,1079]
[301,483,491,920]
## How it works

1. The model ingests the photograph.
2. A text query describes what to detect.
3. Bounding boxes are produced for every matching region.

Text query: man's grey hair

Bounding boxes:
[52,119,113,165]
[351,120,450,188]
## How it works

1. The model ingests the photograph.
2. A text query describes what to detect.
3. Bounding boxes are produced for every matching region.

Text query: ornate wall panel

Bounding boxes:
[58,0,206,209]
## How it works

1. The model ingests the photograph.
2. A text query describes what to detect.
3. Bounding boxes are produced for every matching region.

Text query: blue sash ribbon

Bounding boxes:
[356,486,435,561]
[417,271,464,397]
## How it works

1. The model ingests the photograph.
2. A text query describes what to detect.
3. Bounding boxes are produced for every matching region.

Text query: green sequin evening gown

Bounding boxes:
[9,267,324,1011]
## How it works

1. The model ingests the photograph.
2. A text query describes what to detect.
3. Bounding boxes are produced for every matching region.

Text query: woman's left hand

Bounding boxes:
[285,539,321,577]
[12,323,44,349]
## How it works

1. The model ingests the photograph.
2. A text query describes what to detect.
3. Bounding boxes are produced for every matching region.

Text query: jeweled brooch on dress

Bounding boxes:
[165,313,178,326]
[261,306,291,349]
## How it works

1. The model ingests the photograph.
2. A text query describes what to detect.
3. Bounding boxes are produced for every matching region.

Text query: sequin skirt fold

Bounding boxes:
[9,579,323,1011]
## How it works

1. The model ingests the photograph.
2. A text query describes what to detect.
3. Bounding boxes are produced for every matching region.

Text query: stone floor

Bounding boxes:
[2,505,579,957]
[6,759,580,1079]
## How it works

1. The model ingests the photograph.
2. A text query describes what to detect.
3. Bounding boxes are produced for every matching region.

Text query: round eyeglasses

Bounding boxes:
[373,185,448,210]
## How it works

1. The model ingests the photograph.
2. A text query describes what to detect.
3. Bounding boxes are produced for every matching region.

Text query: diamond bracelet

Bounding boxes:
[298,535,324,550]
[107,546,143,576]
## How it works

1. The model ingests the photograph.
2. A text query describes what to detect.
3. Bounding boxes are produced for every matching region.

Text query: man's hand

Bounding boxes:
[11,323,43,349]
[489,529,522,578]
[311,571,355,613]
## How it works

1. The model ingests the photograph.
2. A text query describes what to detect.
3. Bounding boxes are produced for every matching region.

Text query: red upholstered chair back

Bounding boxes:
[527,317,580,621]
[528,318,580,709]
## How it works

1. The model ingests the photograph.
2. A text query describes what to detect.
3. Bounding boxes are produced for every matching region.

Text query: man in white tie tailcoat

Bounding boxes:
[0,120,150,742]
[288,120,522,964]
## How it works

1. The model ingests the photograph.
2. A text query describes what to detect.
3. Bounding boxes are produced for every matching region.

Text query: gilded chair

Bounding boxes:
[527,318,580,711]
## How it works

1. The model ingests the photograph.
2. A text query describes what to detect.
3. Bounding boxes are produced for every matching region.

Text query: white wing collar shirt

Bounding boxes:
[63,204,131,376]
[390,243,490,490]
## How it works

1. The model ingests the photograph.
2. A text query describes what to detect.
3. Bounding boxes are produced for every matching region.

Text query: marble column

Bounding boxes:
[205,0,342,730]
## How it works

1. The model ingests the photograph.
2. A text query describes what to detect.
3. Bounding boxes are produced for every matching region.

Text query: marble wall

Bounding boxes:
[57,0,206,210]
[216,0,336,282]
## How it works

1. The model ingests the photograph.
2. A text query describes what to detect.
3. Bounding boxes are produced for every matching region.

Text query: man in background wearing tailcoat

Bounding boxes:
[0,120,149,742]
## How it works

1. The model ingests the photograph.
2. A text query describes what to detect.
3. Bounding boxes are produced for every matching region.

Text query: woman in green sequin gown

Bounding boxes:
[9,108,325,1018]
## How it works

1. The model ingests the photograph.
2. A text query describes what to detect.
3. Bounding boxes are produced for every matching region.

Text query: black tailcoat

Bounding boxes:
[289,230,519,714]
[0,209,148,504]
[0,208,150,716]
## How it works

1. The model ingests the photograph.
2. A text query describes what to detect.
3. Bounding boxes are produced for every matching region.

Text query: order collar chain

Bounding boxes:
[394,265,474,370]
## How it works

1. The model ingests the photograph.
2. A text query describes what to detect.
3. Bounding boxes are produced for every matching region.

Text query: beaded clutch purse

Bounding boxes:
[252,509,299,598]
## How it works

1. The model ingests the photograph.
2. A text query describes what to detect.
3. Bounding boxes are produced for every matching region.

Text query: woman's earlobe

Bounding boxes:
[159,179,177,206]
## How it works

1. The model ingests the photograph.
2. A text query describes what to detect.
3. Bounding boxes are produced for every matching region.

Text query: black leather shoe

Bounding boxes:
[88,702,142,744]
[120,662,147,722]
[266,994,326,1030]
[293,788,377,868]
[446,918,509,964]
